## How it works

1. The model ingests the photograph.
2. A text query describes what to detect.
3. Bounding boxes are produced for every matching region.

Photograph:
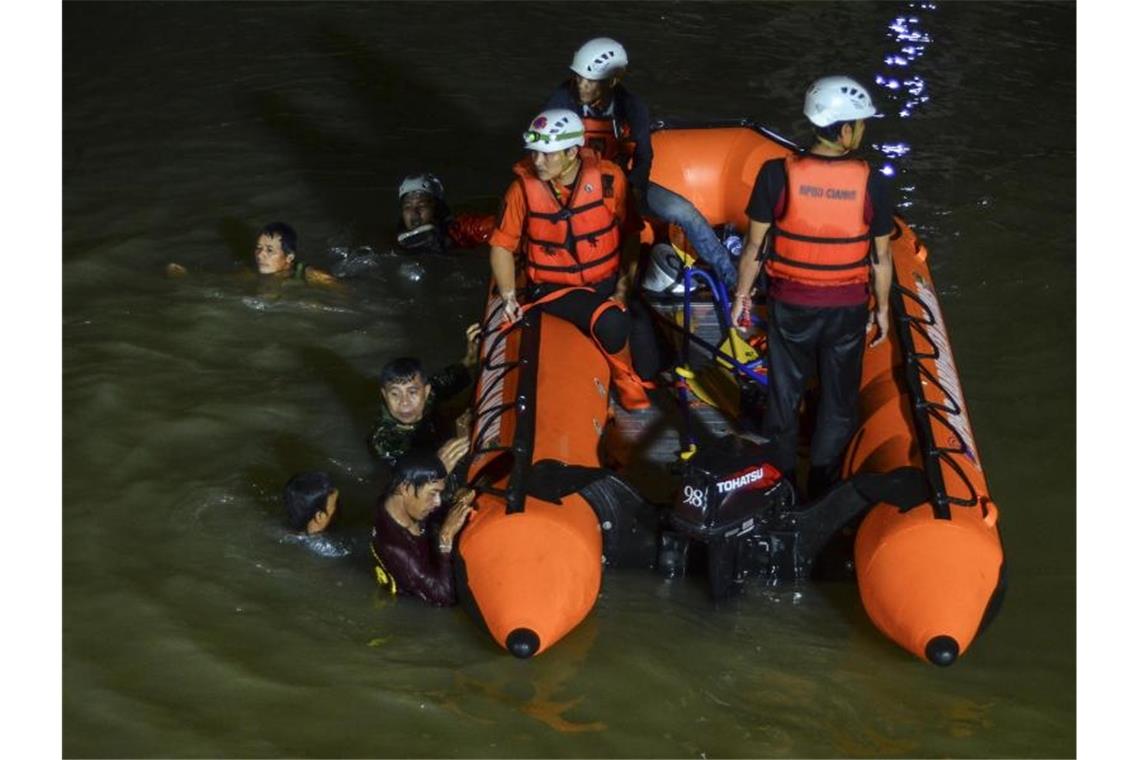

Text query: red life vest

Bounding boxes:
[766,154,873,286]
[447,212,495,249]
[581,114,637,173]
[514,150,623,287]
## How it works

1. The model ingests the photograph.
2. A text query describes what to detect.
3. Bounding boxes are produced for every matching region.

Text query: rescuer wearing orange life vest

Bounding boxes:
[731,76,895,499]
[543,37,652,201]
[488,108,651,411]
[544,37,739,290]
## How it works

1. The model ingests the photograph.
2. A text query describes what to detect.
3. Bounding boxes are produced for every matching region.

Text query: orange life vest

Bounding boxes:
[514,150,623,287]
[766,154,873,286]
[581,114,637,172]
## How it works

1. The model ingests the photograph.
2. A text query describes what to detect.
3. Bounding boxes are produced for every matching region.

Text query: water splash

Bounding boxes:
[399,260,426,283]
[280,530,353,558]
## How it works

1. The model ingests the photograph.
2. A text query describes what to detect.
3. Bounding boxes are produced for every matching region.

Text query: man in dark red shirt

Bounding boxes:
[370,451,474,606]
[732,76,895,499]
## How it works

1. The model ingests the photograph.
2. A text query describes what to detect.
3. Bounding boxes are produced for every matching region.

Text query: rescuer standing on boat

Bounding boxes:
[731,76,895,499]
[487,108,650,410]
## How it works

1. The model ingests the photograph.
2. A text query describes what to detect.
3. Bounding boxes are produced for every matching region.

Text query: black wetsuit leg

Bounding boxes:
[627,296,663,380]
[531,276,629,354]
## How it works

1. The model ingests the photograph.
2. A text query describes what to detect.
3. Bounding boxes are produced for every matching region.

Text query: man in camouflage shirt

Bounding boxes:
[367,324,480,475]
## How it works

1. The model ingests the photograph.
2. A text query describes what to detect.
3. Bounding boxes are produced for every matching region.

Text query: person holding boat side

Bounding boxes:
[367,323,482,472]
[370,451,474,606]
[731,76,895,500]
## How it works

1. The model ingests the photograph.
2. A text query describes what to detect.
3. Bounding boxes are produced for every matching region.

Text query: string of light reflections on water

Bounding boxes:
[872,2,935,205]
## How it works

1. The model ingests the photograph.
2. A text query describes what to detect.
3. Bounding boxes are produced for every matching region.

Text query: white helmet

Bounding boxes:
[570,37,628,80]
[803,76,878,127]
[398,172,444,200]
[521,109,586,153]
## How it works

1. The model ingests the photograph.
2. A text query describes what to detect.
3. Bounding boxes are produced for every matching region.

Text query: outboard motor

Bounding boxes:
[660,435,796,599]
[659,435,933,600]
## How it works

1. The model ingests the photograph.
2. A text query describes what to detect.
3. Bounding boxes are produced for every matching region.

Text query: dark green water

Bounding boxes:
[63,2,1075,757]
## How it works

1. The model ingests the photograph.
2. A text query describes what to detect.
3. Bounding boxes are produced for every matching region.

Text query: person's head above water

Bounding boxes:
[254,221,298,275]
[569,37,628,110]
[379,357,432,425]
[382,450,448,528]
[523,109,586,183]
[398,173,445,231]
[802,75,879,153]
[283,470,339,534]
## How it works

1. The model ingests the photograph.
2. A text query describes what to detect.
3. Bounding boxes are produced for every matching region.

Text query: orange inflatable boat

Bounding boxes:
[454,286,612,658]
[647,121,1006,665]
[453,121,1003,666]
[845,219,1005,666]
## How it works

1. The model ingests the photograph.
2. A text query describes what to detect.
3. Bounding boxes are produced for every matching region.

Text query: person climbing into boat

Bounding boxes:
[487,108,653,410]
[730,75,895,499]
[165,221,340,286]
[396,173,495,253]
[282,470,339,534]
[370,451,475,606]
[367,323,481,473]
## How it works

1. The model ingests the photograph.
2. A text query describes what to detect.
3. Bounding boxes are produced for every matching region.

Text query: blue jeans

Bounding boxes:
[644,182,738,290]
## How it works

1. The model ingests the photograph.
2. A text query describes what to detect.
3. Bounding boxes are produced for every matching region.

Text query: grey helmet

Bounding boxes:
[641,243,687,295]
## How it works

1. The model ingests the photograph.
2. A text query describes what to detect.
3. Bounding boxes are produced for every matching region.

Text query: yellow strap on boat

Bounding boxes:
[717,329,759,370]
[670,242,698,268]
[685,364,741,418]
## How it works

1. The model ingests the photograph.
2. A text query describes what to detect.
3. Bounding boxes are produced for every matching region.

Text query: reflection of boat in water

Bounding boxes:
[455,120,1005,667]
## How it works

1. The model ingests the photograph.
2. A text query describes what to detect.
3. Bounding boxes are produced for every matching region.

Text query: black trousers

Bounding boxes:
[531,276,629,355]
[761,299,867,497]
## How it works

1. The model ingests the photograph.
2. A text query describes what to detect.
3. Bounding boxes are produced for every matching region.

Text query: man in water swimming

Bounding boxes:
[367,323,481,473]
[166,221,339,286]
[396,173,495,253]
[370,451,474,605]
[250,222,339,285]
[731,76,894,499]
[282,470,339,534]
